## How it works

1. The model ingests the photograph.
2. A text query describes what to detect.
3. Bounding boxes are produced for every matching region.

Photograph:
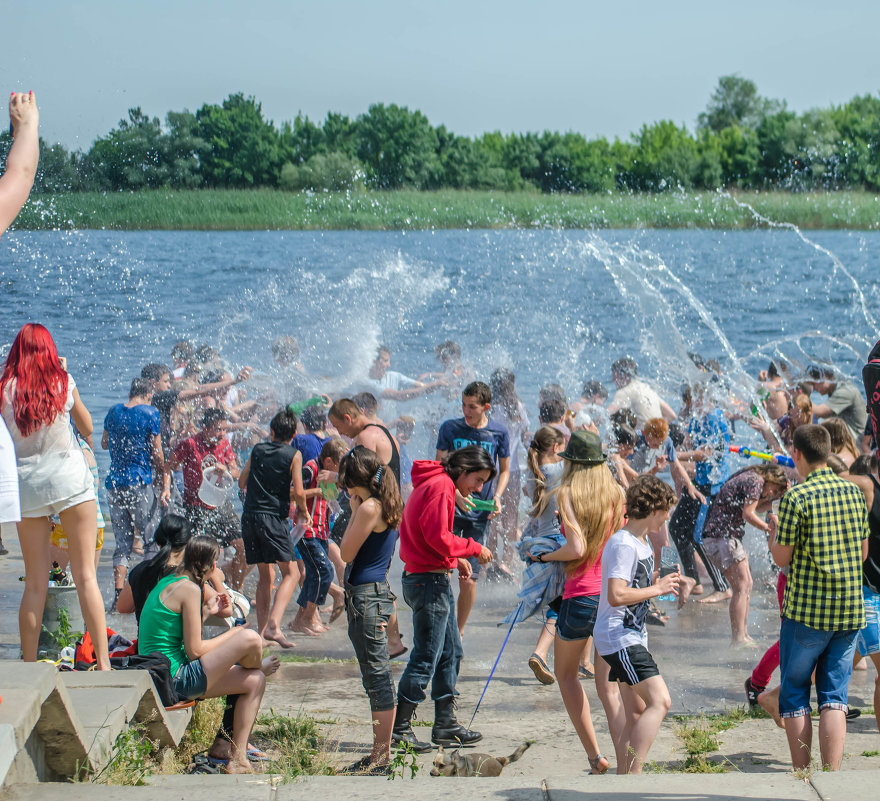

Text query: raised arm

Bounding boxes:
[0,92,39,237]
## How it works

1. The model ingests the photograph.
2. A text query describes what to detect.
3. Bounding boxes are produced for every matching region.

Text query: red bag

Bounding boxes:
[74,628,136,665]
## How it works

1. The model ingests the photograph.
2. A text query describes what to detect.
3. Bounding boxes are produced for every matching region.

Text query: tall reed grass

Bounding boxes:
[13,189,880,231]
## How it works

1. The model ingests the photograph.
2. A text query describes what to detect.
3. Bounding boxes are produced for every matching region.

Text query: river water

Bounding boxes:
[2,227,879,477]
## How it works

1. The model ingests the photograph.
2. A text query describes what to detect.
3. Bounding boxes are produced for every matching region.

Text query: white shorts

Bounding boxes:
[23,486,96,519]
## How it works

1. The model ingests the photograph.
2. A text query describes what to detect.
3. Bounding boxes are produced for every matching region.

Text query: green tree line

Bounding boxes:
[4,76,880,194]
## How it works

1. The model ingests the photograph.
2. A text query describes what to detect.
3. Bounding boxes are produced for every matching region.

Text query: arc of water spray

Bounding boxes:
[718,190,878,333]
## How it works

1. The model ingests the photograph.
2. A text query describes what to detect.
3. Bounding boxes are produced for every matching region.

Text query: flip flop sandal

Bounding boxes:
[389,646,409,659]
[329,604,345,623]
[588,753,608,775]
[247,748,270,762]
[164,699,197,711]
[188,754,221,774]
[578,665,595,679]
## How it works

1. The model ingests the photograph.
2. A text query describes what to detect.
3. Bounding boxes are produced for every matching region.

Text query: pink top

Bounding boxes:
[562,552,603,599]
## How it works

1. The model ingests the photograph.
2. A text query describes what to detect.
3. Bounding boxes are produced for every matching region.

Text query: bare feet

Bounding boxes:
[263,627,297,649]
[690,583,705,596]
[224,758,254,774]
[757,686,783,728]
[288,619,323,636]
[678,575,697,608]
[261,655,281,676]
[730,638,758,649]
[696,589,733,604]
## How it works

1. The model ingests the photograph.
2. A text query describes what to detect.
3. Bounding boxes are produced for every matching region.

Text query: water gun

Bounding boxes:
[469,498,499,512]
[729,446,794,468]
[287,396,327,416]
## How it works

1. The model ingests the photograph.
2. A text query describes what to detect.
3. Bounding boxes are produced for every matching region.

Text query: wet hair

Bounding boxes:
[539,397,566,424]
[272,336,300,363]
[612,357,638,381]
[614,424,638,448]
[539,383,567,404]
[0,323,69,437]
[526,426,565,518]
[201,407,228,430]
[435,341,461,363]
[705,359,721,374]
[490,368,521,423]
[462,381,491,406]
[338,445,402,529]
[643,417,669,442]
[171,340,194,364]
[319,437,349,467]
[625,475,677,520]
[329,398,362,422]
[129,377,153,399]
[269,408,298,441]
[376,345,391,359]
[688,352,706,370]
[806,364,836,381]
[138,515,192,603]
[141,363,171,382]
[395,415,415,439]
[767,362,779,379]
[352,391,378,416]
[610,408,638,434]
[668,422,685,449]
[196,345,219,365]
[792,424,831,464]
[821,417,859,461]
[177,535,220,589]
[581,380,608,401]
[558,459,625,577]
[199,369,225,385]
[826,454,849,475]
[442,445,497,482]
[752,461,789,489]
[848,454,877,476]
[300,404,327,432]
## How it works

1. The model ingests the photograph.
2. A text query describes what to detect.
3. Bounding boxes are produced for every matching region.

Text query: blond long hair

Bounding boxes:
[557,460,625,577]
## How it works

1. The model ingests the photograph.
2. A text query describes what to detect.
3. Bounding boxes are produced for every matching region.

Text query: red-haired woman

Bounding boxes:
[0,323,109,668]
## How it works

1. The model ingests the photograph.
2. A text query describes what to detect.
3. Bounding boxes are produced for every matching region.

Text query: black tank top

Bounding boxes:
[362,423,401,487]
[243,441,298,519]
[347,526,398,585]
[863,475,880,594]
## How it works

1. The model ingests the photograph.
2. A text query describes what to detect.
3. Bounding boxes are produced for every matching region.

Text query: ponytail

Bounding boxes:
[141,514,191,593]
[527,426,565,518]
[339,445,403,529]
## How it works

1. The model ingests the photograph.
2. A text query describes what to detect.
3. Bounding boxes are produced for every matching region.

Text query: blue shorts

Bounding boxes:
[857,586,880,657]
[779,617,858,718]
[453,517,490,579]
[555,595,599,641]
[173,659,208,700]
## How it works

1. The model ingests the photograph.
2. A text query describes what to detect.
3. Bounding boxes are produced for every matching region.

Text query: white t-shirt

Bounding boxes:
[491,402,530,473]
[610,380,664,428]
[0,418,20,523]
[593,529,655,656]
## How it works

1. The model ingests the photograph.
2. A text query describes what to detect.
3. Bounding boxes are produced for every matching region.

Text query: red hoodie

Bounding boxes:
[399,460,484,573]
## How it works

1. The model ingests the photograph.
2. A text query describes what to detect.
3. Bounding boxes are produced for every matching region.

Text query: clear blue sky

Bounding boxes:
[8,1,880,150]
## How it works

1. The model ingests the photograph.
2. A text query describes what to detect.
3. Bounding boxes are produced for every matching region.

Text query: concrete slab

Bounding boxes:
[0,690,41,749]
[33,683,89,779]
[0,724,15,787]
[810,768,880,800]
[66,686,141,730]
[546,773,818,800]
[0,662,58,701]
[274,776,544,800]
[1,779,273,800]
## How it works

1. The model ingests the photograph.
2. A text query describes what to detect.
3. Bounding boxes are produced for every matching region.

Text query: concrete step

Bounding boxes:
[0,663,88,783]
[1,776,274,800]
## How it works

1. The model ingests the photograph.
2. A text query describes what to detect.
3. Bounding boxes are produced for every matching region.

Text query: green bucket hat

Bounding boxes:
[559,430,606,465]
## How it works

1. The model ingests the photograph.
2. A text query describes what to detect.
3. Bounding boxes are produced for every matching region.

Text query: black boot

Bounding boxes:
[431,697,482,746]
[391,700,433,753]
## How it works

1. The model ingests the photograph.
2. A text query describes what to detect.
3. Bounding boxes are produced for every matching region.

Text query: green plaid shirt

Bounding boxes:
[777,466,868,631]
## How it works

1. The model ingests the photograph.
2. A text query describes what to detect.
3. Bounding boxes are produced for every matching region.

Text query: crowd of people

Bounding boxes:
[1,92,879,778]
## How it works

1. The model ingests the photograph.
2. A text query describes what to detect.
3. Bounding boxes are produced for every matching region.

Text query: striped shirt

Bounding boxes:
[301,459,329,540]
[777,466,868,631]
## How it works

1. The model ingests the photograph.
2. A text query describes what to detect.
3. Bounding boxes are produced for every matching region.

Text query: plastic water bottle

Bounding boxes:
[658,546,678,602]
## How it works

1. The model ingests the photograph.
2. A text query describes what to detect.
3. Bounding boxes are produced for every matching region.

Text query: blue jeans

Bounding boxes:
[397,572,462,705]
[297,537,333,607]
[779,616,858,717]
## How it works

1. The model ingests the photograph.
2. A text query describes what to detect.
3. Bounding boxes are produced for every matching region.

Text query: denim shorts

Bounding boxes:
[555,595,599,641]
[173,659,208,700]
[857,586,880,657]
[453,517,490,578]
[779,616,858,717]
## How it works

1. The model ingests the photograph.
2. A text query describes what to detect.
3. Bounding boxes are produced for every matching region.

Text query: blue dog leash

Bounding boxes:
[467,599,524,730]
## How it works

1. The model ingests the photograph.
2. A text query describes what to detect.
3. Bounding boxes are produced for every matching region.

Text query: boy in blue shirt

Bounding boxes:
[436,381,510,634]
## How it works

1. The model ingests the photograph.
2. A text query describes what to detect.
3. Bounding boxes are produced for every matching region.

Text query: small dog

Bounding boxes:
[429,741,532,777]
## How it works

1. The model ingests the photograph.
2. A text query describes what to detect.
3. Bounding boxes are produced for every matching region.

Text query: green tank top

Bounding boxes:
[137,574,190,676]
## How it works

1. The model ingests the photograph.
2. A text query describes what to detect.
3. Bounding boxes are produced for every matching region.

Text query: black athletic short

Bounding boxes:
[602,644,660,686]
[241,512,294,564]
